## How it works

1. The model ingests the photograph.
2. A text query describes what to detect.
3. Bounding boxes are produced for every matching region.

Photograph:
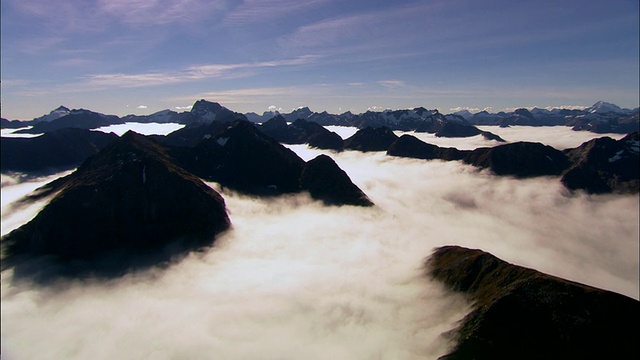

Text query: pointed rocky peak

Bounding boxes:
[191,99,223,113]
[257,115,294,143]
[208,120,306,193]
[343,126,399,152]
[514,108,535,119]
[261,114,288,131]
[33,106,71,122]
[300,154,373,207]
[290,106,312,117]
[190,99,247,124]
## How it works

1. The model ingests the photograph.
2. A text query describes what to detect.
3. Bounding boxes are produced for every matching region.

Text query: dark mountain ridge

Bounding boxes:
[9,100,636,139]
[2,124,375,279]
[427,245,640,360]
[2,131,232,276]
[387,131,639,194]
[1,128,118,174]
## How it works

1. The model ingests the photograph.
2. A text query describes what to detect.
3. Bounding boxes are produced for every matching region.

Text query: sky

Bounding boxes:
[1,126,638,359]
[1,0,639,120]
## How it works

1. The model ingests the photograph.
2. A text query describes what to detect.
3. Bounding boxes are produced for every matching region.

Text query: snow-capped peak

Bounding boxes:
[587,101,623,114]
[33,106,70,122]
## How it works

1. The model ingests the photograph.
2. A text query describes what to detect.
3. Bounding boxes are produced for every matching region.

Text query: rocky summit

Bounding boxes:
[561,131,639,193]
[172,120,306,194]
[343,126,399,151]
[300,154,374,206]
[2,131,230,266]
[427,245,640,360]
[464,141,572,178]
[259,117,344,150]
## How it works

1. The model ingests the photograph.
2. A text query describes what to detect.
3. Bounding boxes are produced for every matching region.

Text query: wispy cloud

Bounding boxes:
[223,0,336,25]
[97,0,227,25]
[278,12,378,50]
[16,37,66,55]
[11,0,226,30]
[378,80,405,89]
[84,56,319,89]
[171,86,303,105]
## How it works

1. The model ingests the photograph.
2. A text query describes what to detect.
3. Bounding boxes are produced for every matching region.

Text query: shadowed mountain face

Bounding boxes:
[343,126,399,151]
[464,141,571,178]
[169,121,373,206]
[387,134,465,161]
[258,117,344,150]
[561,132,640,193]
[388,136,571,177]
[1,128,118,174]
[426,245,640,360]
[2,126,375,278]
[2,131,231,269]
[170,120,307,194]
[300,155,374,207]
[386,132,639,193]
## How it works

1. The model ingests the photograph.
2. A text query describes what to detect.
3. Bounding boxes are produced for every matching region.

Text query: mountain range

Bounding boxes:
[3,100,638,135]
[2,99,638,357]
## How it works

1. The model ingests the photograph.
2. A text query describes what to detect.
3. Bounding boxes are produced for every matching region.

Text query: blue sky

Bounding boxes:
[1,0,638,120]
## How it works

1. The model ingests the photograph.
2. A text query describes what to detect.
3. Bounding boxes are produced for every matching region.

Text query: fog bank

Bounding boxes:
[394,125,627,150]
[1,126,638,359]
[93,122,186,136]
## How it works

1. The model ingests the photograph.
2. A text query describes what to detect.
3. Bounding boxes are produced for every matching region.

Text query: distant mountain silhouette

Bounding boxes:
[4,100,636,136]
[387,132,639,194]
[466,102,639,134]
[15,109,122,134]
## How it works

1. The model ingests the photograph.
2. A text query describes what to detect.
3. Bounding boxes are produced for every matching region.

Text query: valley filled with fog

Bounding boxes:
[1,125,638,359]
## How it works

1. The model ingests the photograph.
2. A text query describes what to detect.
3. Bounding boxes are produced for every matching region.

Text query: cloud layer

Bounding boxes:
[1,127,638,359]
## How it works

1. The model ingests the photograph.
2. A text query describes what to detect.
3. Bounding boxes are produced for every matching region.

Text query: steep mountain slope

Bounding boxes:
[561,132,639,193]
[2,131,231,265]
[427,245,640,360]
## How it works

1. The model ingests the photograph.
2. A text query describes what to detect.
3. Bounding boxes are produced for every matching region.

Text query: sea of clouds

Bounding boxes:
[1,126,637,359]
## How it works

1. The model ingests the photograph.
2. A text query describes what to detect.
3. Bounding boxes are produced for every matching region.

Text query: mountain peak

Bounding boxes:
[33,106,71,122]
[190,99,247,123]
[3,132,230,265]
[587,101,623,114]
